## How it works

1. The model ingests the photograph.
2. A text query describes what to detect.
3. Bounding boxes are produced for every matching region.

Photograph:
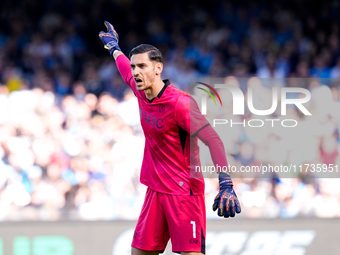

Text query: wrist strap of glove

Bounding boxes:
[104,41,121,52]
[219,172,233,187]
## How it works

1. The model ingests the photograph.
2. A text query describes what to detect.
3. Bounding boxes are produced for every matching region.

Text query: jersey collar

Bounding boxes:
[147,79,170,103]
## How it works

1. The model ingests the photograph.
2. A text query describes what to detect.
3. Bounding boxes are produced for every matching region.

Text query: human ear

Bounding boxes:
[155,62,163,75]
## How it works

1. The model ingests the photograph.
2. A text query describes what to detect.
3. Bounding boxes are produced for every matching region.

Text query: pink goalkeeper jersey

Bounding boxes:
[116,54,209,195]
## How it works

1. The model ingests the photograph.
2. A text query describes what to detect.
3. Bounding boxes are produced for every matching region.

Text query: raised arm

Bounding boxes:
[98,21,135,89]
[113,50,124,60]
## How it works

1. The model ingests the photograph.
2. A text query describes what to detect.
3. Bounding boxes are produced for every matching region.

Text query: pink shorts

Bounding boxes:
[131,187,206,254]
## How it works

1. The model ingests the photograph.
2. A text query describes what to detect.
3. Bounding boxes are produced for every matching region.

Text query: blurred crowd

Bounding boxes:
[0,0,340,220]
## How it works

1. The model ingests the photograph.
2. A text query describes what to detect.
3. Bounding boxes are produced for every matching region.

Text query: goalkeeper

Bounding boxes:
[99,21,241,255]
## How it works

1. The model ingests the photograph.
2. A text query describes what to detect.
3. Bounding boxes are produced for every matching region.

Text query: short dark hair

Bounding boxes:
[129,44,163,63]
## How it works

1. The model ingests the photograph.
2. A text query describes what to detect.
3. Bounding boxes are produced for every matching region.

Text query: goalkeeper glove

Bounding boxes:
[98,21,121,55]
[213,172,241,218]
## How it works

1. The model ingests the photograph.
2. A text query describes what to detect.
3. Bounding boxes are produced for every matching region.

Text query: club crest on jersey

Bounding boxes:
[139,108,164,129]
[159,104,165,112]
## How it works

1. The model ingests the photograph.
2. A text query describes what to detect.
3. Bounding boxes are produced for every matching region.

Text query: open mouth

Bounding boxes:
[135,78,143,84]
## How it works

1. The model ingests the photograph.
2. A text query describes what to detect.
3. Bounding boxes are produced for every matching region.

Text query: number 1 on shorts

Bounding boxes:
[190,221,196,238]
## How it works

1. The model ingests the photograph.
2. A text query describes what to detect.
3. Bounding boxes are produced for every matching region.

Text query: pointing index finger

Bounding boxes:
[104,21,114,33]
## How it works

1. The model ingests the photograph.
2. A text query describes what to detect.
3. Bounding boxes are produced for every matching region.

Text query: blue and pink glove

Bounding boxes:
[213,172,241,218]
[98,21,121,55]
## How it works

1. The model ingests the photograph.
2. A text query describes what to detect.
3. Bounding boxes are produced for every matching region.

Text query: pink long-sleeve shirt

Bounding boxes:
[116,54,228,195]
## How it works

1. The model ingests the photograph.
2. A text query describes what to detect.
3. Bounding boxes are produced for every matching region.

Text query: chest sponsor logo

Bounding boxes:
[139,108,164,129]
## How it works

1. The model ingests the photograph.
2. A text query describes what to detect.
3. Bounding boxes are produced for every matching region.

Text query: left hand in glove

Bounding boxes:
[213,172,241,218]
